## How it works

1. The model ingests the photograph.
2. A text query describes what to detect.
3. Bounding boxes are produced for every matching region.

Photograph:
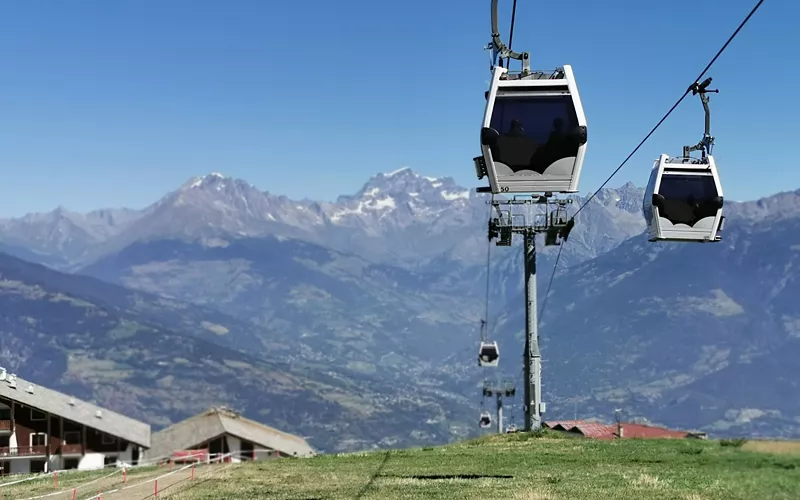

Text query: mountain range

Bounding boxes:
[1,167,798,451]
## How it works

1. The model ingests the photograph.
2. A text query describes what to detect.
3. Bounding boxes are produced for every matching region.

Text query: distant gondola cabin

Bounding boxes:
[643,154,724,242]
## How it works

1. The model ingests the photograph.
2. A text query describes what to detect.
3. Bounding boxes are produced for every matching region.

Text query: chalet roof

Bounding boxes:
[148,407,315,459]
[544,420,617,439]
[544,420,695,440]
[615,422,694,439]
[0,370,150,448]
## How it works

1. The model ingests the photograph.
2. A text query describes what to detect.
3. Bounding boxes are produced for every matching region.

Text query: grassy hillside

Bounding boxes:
[164,433,800,500]
[0,251,475,452]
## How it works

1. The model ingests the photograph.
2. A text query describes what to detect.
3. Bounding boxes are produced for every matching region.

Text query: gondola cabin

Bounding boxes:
[476,64,588,194]
[479,411,492,428]
[478,341,500,367]
[643,154,724,243]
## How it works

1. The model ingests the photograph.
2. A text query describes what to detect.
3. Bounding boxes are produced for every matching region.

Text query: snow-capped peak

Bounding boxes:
[325,167,474,227]
[383,166,416,178]
[350,168,470,201]
[184,172,228,190]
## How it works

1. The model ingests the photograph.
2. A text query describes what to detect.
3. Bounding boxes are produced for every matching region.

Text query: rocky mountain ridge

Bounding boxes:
[2,168,800,444]
[0,169,648,271]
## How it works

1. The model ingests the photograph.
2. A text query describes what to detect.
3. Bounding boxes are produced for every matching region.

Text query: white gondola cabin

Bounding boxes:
[476,64,588,194]
[479,411,492,428]
[478,341,500,367]
[643,154,724,243]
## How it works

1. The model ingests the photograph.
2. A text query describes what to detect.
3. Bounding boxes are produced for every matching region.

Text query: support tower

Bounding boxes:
[485,194,574,431]
[482,379,517,434]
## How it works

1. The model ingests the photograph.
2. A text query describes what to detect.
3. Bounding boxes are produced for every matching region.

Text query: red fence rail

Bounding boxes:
[171,450,209,463]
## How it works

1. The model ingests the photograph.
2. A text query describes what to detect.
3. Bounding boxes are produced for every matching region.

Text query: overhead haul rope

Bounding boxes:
[481,0,519,331]
[534,0,766,328]
[481,0,519,336]
[571,0,765,220]
[496,0,529,414]
[504,0,518,69]
[478,0,520,419]
[477,0,763,426]
[482,196,495,332]
[480,196,492,413]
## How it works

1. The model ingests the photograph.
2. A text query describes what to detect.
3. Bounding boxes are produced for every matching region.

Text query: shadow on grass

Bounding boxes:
[354,451,391,499]
[383,474,514,480]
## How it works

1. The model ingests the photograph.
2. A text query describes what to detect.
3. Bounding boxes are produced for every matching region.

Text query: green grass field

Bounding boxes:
[165,433,800,500]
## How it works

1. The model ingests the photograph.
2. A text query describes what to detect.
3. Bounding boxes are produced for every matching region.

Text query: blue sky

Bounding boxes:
[0,0,793,217]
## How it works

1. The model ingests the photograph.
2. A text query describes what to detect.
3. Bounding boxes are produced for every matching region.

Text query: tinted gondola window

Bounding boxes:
[657,173,719,226]
[642,167,659,222]
[489,95,581,174]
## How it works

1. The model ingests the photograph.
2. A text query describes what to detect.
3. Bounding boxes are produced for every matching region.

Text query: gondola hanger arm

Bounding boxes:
[489,0,530,76]
[683,77,720,158]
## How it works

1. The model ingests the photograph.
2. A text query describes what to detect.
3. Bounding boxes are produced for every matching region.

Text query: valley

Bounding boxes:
[1,169,799,452]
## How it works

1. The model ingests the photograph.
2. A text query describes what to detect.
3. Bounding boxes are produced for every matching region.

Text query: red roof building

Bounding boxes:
[543,420,706,440]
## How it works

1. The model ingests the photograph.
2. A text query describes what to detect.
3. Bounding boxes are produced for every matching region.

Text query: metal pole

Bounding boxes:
[523,230,542,431]
[496,394,503,434]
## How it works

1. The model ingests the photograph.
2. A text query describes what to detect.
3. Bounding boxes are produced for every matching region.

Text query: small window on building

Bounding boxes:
[30,409,46,421]
[101,434,116,445]
[103,455,117,466]
[0,436,9,448]
[0,460,9,476]
[0,407,10,420]
[30,460,46,473]
[64,431,81,444]
[63,458,79,470]
[30,433,47,447]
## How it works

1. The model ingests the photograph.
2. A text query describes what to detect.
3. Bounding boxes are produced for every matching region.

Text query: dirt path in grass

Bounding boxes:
[98,463,229,500]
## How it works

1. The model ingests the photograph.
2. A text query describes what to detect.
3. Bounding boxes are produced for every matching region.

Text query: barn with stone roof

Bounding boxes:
[147,407,315,462]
